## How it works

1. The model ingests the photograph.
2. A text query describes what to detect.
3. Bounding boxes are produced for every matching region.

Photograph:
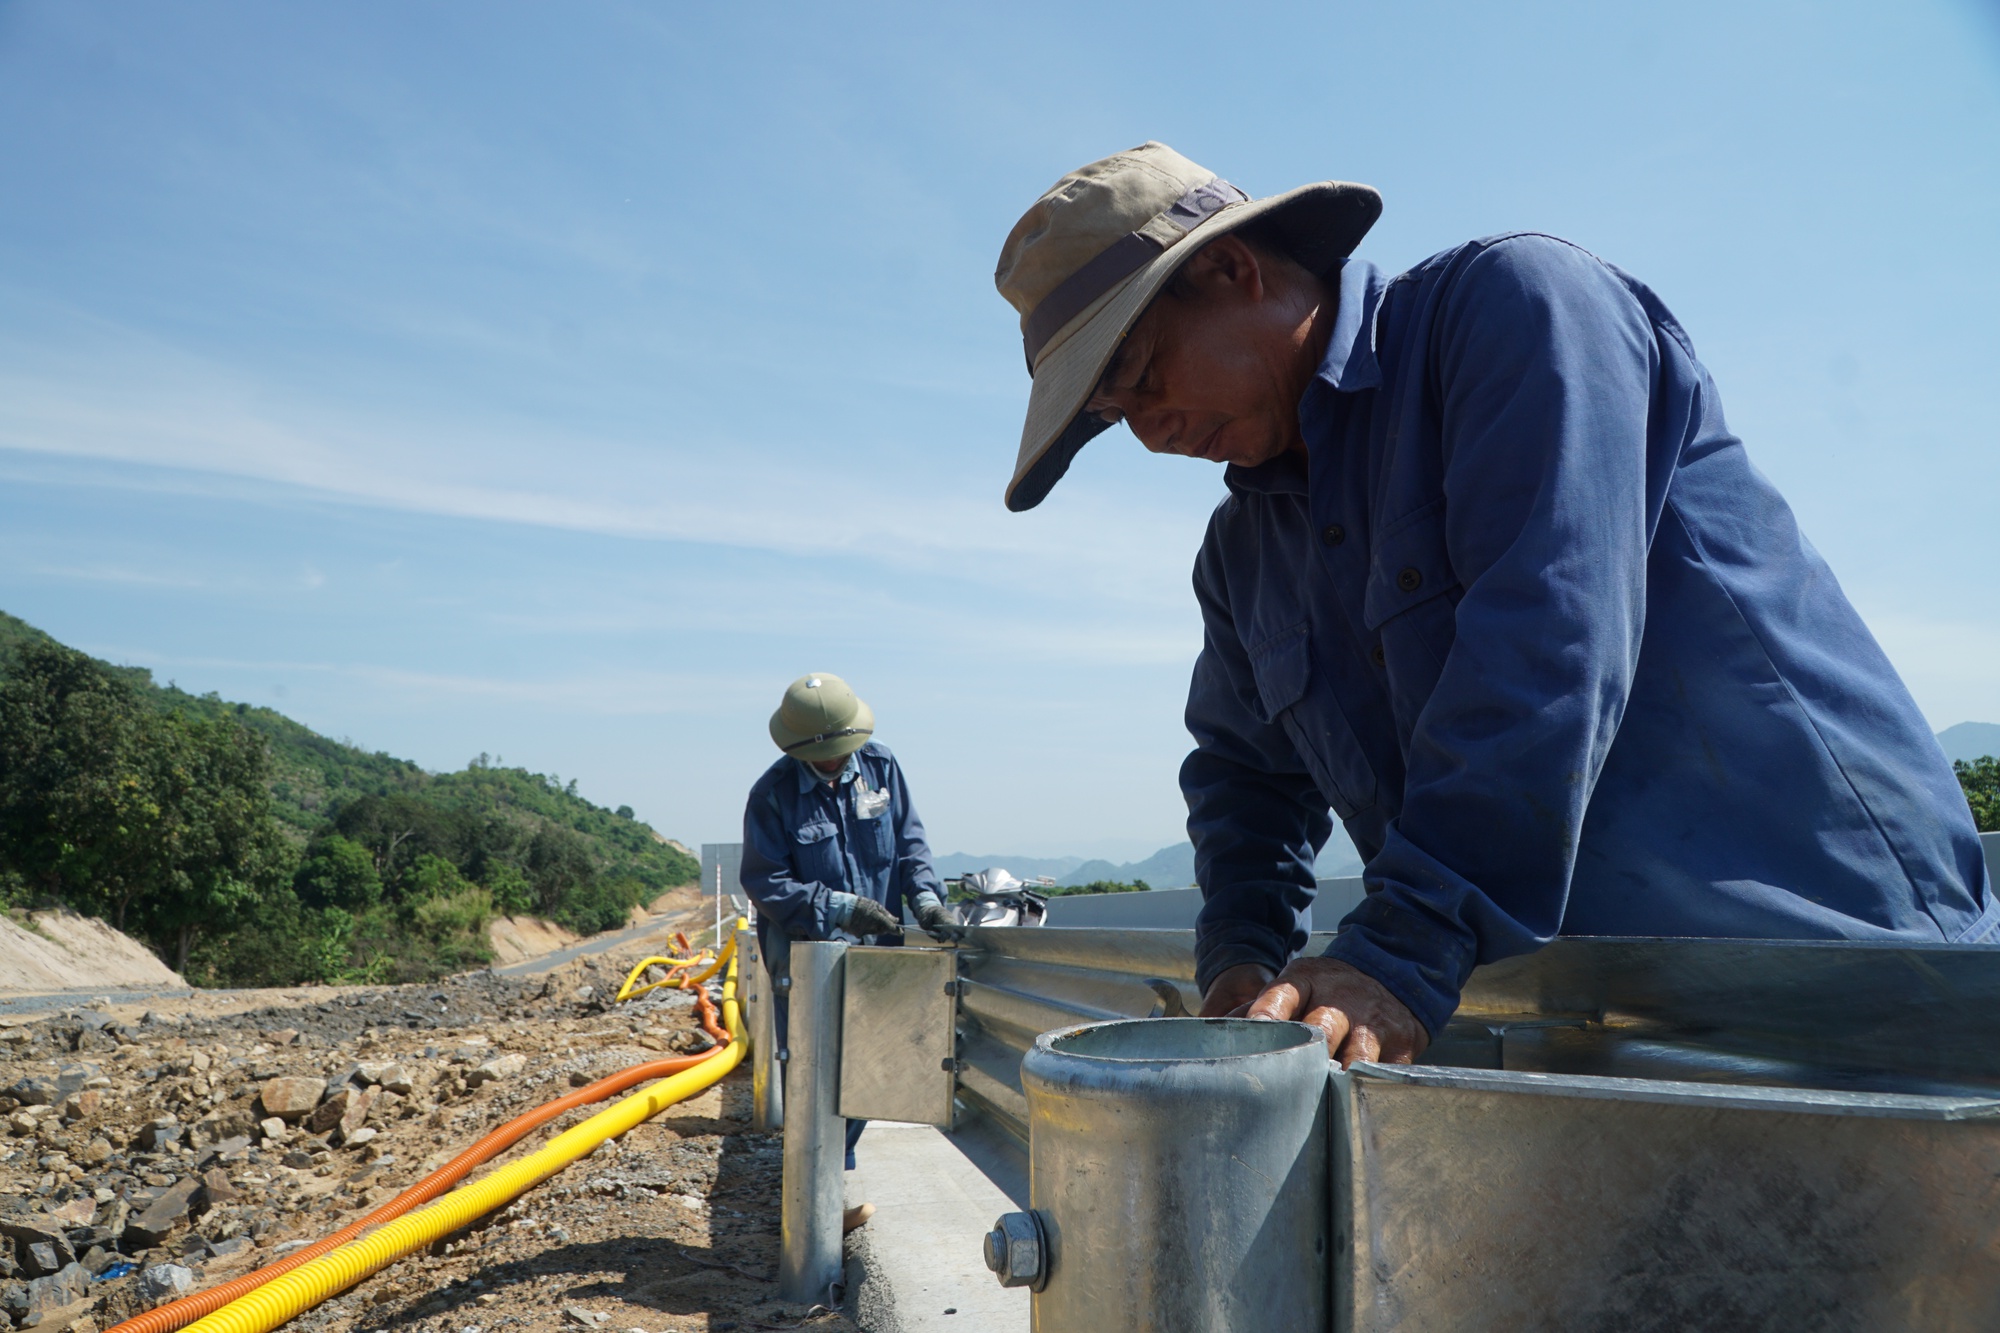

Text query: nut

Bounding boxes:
[982,1210,1047,1291]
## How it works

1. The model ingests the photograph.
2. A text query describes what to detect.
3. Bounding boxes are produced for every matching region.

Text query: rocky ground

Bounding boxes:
[0,948,856,1333]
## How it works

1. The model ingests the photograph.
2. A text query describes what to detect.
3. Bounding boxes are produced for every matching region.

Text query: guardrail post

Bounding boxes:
[740,926,783,1132]
[779,939,846,1305]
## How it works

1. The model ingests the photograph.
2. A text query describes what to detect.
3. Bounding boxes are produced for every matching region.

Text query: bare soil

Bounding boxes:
[484,920,581,970]
[0,943,854,1333]
[0,914,185,995]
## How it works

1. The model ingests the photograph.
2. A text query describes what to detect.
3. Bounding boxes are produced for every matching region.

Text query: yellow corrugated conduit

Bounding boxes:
[176,918,752,1333]
[613,930,735,1003]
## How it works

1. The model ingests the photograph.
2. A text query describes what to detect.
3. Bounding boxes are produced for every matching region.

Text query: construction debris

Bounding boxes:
[0,954,857,1333]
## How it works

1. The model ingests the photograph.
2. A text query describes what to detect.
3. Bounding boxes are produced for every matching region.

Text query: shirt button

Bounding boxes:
[1319,524,1346,547]
[1372,643,1386,667]
[1397,567,1423,593]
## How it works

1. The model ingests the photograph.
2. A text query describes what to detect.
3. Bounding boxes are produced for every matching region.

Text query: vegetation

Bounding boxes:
[1054,879,1151,896]
[1957,757,2000,833]
[0,612,698,987]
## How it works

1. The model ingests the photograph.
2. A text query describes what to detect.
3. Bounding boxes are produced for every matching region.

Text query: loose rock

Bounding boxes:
[257,1076,327,1121]
[136,1263,197,1307]
[304,1089,350,1135]
[355,1061,413,1095]
[22,1262,87,1324]
[122,1177,203,1249]
[466,1054,527,1088]
[0,1222,74,1278]
[3,1079,55,1108]
[199,1166,239,1205]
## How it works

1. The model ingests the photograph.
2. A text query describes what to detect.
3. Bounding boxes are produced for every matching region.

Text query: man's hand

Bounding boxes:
[846,896,904,940]
[1198,961,1274,1019]
[910,898,965,943]
[1200,958,1428,1068]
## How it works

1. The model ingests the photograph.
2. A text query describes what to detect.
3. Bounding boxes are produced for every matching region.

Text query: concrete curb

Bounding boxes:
[843,1121,1030,1332]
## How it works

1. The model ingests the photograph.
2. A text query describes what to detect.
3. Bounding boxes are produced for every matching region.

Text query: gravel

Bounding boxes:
[0,947,857,1333]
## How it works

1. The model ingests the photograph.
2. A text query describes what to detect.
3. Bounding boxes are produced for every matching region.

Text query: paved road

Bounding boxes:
[490,906,706,976]
[0,985,198,1016]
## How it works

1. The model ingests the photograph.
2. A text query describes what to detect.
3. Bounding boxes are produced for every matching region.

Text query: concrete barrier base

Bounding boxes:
[845,1119,1030,1332]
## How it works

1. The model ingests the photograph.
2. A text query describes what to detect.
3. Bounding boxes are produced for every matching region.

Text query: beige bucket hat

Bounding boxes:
[994,142,1381,511]
[769,673,875,762]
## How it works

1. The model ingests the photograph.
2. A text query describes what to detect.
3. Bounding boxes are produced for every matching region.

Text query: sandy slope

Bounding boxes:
[0,910,185,994]
[486,916,582,968]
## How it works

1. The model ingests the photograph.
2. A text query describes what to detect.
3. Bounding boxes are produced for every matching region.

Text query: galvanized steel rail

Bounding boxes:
[944,927,2000,1330]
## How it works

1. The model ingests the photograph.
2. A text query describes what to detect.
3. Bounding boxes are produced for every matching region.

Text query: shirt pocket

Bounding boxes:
[1363,501,1462,702]
[1248,623,1375,819]
[793,817,844,887]
[852,785,894,870]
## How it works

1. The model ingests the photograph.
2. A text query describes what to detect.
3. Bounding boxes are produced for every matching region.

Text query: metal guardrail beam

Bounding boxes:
[827,925,2000,1329]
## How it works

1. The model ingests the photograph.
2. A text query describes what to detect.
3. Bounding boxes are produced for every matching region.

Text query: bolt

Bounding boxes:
[983,1211,1047,1291]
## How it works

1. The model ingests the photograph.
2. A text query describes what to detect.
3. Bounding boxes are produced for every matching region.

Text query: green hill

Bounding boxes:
[0,610,697,985]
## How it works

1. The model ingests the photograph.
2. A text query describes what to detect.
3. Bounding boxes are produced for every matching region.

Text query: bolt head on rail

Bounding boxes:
[983,1210,1048,1291]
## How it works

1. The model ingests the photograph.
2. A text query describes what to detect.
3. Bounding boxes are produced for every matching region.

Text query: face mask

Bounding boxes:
[802,756,848,784]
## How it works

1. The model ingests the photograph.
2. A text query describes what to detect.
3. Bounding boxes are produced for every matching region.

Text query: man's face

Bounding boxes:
[809,756,847,776]
[1084,234,1327,470]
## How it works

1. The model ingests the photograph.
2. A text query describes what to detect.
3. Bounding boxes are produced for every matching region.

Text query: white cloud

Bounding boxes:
[0,311,1213,618]
[82,646,770,717]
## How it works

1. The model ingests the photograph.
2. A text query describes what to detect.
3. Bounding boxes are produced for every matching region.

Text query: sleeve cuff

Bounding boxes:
[1318,928,1462,1038]
[1194,921,1295,995]
[826,891,858,930]
[909,890,942,913]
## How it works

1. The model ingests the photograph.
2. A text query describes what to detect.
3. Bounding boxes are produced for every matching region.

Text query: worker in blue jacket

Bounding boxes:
[992,142,1995,1066]
[739,672,955,1220]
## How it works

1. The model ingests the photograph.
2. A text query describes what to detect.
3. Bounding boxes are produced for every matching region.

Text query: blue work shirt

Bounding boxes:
[740,740,943,945]
[1185,232,1996,1035]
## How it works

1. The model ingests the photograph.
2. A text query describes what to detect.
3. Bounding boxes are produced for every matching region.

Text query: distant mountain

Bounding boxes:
[1939,723,2000,765]
[1059,842,1197,888]
[938,839,1363,890]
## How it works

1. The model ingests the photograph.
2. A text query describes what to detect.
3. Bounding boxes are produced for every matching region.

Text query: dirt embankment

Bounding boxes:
[486,918,581,969]
[0,914,184,995]
[0,936,848,1333]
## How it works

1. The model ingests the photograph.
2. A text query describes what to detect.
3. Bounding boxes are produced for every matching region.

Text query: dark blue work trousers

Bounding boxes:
[759,926,867,1170]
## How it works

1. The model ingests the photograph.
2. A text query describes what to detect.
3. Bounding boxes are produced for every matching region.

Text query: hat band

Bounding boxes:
[1021,176,1247,371]
[780,726,870,754]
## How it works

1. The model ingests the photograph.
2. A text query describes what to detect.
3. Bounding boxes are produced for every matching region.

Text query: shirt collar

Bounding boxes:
[794,751,859,792]
[1315,257,1386,393]
[1220,259,1387,500]
[1223,451,1309,497]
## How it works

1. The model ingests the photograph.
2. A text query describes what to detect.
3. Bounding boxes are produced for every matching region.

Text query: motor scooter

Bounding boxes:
[951,867,1050,928]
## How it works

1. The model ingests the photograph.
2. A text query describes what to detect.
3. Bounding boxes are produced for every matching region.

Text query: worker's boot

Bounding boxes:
[842,1203,875,1234]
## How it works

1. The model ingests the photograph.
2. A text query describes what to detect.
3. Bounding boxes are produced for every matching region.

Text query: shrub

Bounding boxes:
[1958,757,2000,833]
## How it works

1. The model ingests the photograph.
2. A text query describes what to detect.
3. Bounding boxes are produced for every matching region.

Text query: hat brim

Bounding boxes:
[769,697,876,763]
[1004,180,1383,513]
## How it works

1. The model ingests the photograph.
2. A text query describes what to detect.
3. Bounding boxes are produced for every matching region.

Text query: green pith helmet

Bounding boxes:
[769,673,876,763]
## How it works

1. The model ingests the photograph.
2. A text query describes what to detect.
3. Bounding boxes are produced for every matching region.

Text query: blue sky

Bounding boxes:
[0,1,1996,861]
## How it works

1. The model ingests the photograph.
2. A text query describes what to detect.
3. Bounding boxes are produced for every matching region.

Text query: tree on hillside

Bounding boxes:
[293,833,384,911]
[526,825,596,915]
[1958,757,2000,833]
[331,792,481,892]
[0,640,293,970]
[122,710,294,972]
[0,638,159,912]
